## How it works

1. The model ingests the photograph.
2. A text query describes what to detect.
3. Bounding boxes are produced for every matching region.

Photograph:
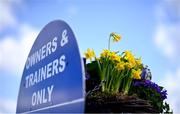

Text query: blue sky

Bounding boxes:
[0,0,180,113]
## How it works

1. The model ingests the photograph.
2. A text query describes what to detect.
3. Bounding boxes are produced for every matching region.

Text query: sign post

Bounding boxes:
[16,20,85,113]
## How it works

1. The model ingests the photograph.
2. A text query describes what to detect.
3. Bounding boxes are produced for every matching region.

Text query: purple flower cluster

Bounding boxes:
[133,80,167,100]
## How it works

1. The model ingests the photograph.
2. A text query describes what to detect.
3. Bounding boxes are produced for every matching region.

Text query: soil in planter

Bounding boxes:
[85,91,159,113]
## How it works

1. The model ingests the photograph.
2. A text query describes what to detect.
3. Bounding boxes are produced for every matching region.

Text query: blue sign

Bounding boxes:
[16,20,85,113]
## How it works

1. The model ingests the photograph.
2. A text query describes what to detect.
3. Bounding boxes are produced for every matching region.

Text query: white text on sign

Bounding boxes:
[32,85,54,106]
[24,29,68,107]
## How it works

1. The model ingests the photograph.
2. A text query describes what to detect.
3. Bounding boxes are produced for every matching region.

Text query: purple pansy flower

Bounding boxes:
[133,80,167,100]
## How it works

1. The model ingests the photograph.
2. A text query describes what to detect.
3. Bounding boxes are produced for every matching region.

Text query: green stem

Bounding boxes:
[107,67,115,91]
[108,34,111,50]
[105,64,110,91]
[101,60,109,92]
[124,78,132,95]
[96,58,102,77]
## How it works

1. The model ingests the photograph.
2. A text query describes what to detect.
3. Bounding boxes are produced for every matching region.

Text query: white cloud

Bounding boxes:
[0,98,16,113]
[0,1,38,113]
[154,0,180,61]
[154,24,180,60]
[0,0,38,76]
[0,0,22,31]
[154,0,180,112]
[160,68,180,112]
[0,24,38,76]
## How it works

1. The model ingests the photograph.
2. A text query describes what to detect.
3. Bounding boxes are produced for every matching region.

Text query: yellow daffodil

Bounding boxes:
[136,57,142,66]
[109,52,121,62]
[124,50,133,59]
[111,32,121,42]
[84,48,95,61]
[116,61,125,71]
[132,69,141,80]
[129,57,136,67]
[100,49,111,58]
[124,50,136,67]
[125,62,133,69]
[108,32,121,50]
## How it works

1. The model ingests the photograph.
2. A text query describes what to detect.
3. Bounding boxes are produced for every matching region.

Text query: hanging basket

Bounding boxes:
[85,91,159,113]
